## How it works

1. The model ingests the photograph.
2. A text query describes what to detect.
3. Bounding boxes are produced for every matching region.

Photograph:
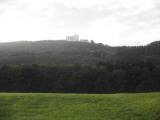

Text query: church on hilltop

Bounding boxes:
[66,34,79,41]
[66,34,89,42]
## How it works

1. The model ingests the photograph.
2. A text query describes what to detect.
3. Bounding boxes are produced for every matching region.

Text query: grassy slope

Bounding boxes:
[0,93,160,120]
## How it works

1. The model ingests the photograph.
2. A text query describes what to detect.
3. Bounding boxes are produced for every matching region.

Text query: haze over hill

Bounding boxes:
[0,40,159,65]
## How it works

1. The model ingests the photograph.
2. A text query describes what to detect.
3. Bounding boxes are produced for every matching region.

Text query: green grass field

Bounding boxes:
[0,93,160,120]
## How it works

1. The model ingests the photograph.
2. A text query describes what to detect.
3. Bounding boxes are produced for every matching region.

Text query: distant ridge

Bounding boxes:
[0,40,159,65]
[148,41,160,46]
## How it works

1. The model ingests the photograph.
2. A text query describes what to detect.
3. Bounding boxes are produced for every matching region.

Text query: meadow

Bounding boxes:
[0,93,160,120]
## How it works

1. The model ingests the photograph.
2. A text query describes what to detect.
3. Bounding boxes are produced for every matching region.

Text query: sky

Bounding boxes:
[0,0,160,46]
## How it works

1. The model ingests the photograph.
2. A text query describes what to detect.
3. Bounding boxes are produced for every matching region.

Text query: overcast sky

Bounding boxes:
[0,0,160,46]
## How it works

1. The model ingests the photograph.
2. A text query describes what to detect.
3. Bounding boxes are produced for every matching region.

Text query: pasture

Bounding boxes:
[0,93,160,120]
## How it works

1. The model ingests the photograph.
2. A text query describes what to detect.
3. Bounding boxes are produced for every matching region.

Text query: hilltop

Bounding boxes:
[0,40,160,65]
[0,40,112,65]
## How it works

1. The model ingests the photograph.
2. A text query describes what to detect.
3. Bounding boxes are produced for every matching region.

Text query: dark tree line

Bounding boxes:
[0,60,159,93]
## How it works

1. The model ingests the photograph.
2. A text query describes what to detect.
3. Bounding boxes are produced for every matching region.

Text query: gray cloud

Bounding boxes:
[0,0,160,45]
[50,3,111,29]
[0,0,9,3]
[0,0,18,14]
[104,0,160,38]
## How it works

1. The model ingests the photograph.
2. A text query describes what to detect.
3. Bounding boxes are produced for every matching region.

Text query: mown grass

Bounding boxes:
[0,93,160,120]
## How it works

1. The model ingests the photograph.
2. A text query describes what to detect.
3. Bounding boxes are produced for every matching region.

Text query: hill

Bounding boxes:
[0,40,160,65]
[0,40,113,65]
[0,40,160,93]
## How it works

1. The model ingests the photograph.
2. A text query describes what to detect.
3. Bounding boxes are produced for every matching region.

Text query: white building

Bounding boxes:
[66,34,79,41]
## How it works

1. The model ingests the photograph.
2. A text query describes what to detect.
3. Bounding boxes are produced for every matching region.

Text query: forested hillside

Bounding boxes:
[0,40,160,65]
[0,40,113,65]
[0,40,160,93]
